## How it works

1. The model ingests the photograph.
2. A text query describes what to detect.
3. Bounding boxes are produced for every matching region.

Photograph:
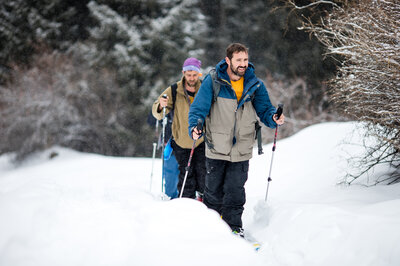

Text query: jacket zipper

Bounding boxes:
[232,79,258,145]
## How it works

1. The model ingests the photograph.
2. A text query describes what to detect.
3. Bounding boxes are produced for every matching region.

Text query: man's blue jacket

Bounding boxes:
[188,59,277,162]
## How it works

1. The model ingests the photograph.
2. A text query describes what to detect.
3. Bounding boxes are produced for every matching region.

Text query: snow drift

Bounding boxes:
[0,122,399,266]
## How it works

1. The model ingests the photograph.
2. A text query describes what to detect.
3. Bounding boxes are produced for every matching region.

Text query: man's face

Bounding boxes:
[183,70,200,87]
[226,51,248,77]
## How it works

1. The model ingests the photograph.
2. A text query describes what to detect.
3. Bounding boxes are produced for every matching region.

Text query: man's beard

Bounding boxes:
[230,64,247,77]
[186,80,196,87]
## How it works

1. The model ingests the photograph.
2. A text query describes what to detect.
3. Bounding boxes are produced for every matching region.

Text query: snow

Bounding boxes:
[1,122,399,266]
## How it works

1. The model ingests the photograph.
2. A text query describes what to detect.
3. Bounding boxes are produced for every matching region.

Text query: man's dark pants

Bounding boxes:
[203,158,249,230]
[171,140,206,198]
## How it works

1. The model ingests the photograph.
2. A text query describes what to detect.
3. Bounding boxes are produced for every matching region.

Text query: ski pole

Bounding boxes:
[149,142,157,192]
[161,94,168,194]
[180,119,203,198]
[149,113,160,192]
[265,104,284,202]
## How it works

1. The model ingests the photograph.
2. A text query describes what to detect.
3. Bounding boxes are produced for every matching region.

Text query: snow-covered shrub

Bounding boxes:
[293,0,400,184]
[263,71,341,144]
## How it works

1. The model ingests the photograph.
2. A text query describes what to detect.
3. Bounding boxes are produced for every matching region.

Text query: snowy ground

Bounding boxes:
[1,122,399,266]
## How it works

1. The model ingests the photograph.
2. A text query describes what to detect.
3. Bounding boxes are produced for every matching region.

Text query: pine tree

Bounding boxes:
[79,0,207,156]
[0,0,92,83]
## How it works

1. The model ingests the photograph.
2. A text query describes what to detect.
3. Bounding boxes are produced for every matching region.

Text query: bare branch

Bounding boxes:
[287,0,340,9]
[296,0,400,184]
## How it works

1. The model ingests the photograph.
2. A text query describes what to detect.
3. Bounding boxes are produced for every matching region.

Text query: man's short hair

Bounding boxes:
[226,43,248,60]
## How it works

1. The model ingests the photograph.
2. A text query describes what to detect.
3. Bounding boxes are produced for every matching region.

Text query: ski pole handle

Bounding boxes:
[161,94,168,126]
[191,119,203,140]
[196,118,203,132]
[159,94,168,111]
[276,104,284,120]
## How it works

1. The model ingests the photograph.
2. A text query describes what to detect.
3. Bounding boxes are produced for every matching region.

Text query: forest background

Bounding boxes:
[0,0,398,183]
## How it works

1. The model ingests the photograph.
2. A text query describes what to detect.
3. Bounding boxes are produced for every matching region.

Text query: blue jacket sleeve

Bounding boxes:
[252,80,277,129]
[188,74,214,137]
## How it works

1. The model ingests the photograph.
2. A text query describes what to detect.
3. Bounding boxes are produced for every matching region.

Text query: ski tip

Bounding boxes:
[253,243,261,252]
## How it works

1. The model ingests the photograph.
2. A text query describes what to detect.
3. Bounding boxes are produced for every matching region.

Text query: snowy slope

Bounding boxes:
[0,122,399,266]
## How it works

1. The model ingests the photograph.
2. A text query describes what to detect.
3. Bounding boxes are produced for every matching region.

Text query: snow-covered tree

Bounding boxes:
[1,0,342,159]
[83,0,207,156]
[0,0,91,83]
[0,0,209,159]
[0,49,128,161]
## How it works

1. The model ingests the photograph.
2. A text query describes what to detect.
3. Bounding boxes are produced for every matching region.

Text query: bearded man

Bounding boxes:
[188,43,284,236]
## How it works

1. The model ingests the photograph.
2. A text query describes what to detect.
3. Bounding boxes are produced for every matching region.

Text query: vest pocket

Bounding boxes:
[209,131,232,155]
[237,125,256,155]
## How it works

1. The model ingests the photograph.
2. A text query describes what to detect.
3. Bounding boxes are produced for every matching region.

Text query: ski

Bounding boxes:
[248,242,261,252]
[233,230,262,252]
[244,235,261,252]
